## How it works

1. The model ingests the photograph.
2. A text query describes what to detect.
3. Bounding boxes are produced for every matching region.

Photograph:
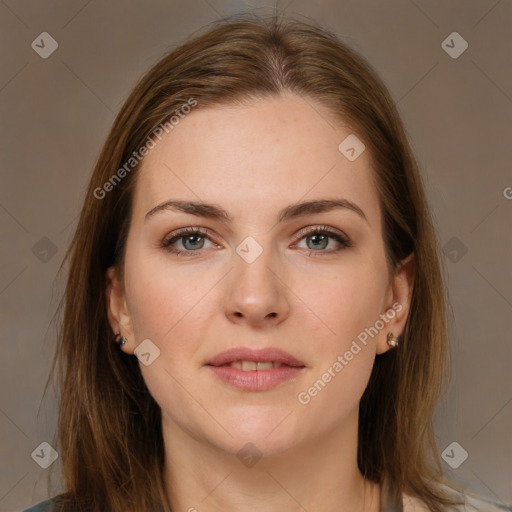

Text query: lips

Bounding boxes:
[205,347,305,368]
[205,347,306,391]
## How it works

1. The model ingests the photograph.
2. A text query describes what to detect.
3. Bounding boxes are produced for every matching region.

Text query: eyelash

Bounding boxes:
[161,225,353,257]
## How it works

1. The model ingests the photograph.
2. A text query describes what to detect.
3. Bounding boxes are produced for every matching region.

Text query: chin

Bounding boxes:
[209,432,300,462]
[201,408,307,458]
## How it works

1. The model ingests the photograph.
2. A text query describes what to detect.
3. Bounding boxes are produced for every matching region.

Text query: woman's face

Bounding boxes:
[107,92,413,457]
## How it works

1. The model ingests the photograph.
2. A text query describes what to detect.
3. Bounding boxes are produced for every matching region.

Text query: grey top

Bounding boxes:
[21,498,56,512]
[21,489,512,512]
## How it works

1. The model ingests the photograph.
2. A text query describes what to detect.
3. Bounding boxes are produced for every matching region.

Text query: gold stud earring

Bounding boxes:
[387,333,398,348]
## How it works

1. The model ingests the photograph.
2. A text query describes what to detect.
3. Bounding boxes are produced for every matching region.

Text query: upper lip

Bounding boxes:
[206,347,305,367]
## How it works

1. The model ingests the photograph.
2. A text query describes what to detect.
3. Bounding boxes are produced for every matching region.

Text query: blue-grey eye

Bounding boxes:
[295,228,351,252]
[181,234,205,250]
[162,228,215,255]
[305,233,329,250]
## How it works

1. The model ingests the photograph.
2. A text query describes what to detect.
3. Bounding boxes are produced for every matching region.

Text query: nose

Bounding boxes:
[224,242,291,329]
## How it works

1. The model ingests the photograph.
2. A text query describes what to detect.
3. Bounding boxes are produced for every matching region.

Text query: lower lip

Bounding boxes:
[206,365,305,391]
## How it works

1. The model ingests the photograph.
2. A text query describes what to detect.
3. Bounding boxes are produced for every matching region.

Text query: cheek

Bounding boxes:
[294,261,389,352]
[293,269,384,415]
[296,349,374,431]
[124,249,214,344]
[124,256,214,430]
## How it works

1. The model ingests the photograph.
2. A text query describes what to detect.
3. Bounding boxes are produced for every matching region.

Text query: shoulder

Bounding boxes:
[20,497,58,512]
[403,483,512,512]
[403,493,432,511]
[459,492,512,512]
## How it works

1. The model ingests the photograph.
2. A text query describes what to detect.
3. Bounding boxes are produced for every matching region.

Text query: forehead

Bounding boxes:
[133,93,380,227]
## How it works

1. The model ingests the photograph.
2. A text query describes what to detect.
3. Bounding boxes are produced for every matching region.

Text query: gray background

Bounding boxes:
[1,0,511,510]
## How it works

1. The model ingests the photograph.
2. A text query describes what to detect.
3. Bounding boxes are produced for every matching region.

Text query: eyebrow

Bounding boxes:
[144,198,368,224]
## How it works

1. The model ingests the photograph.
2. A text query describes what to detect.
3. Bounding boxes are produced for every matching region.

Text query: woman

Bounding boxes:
[22,13,509,512]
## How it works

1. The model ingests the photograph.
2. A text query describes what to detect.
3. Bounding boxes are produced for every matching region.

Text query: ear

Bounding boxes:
[105,265,135,354]
[376,252,415,355]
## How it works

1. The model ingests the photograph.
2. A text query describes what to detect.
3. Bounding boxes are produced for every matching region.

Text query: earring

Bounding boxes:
[114,332,126,347]
[387,333,399,348]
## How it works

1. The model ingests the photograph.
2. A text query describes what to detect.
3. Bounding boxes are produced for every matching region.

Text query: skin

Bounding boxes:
[106,91,414,512]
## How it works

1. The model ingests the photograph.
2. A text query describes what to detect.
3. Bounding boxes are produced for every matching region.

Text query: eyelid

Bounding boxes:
[292,224,350,242]
[164,226,214,239]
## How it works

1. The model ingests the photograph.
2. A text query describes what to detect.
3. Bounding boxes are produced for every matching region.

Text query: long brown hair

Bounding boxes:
[48,12,463,512]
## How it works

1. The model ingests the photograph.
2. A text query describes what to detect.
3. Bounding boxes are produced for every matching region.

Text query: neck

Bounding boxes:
[162,412,381,512]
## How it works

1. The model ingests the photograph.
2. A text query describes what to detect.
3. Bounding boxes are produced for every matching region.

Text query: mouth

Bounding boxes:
[205,346,305,368]
[217,361,291,370]
[205,347,306,391]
